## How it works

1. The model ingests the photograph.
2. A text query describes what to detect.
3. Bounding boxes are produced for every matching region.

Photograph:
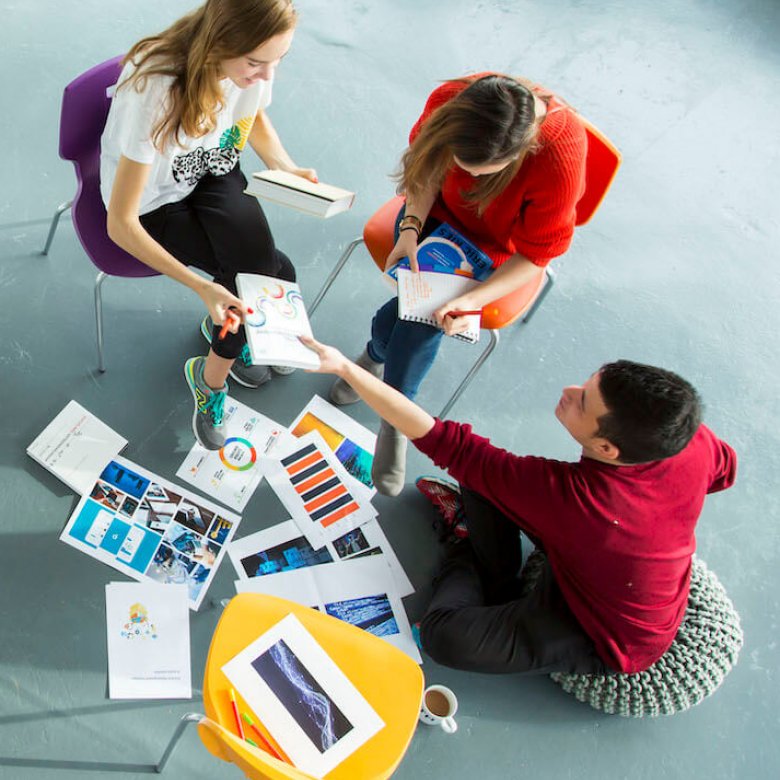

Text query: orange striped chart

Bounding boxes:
[266,432,376,549]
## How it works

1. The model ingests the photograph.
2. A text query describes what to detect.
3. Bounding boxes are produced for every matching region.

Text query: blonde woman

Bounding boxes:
[101,0,314,450]
[329,73,588,495]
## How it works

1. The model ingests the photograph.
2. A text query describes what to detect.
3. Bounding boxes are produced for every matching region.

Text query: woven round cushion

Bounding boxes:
[520,552,743,717]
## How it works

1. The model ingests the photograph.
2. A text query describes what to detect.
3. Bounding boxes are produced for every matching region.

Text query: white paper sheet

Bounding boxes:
[176,397,292,511]
[235,557,421,663]
[227,518,413,597]
[260,432,376,549]
[222,614,384,778]
[106,582,191,699]
[288,395,377,497]
[60,456,241,610]
[27,400,127,495]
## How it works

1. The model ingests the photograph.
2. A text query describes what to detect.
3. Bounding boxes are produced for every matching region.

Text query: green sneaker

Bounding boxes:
[184,356,227,451]
[200,315,272,389]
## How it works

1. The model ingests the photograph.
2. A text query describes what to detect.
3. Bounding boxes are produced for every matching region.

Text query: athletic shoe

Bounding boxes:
[184,357,227,451]
[270,364,297,376]
[416,476,469,540]
[200,315,272,388]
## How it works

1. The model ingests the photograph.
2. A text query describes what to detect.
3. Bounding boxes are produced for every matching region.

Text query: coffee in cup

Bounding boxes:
[419,684,458,733]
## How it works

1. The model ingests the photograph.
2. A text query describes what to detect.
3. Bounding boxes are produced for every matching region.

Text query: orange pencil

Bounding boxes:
[218,307,254,340]
[218,310,239,341]
[241,712,289,763]
[445,309,482,318]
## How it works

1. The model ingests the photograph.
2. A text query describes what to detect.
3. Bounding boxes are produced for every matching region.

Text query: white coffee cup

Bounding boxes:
[418,684,458,734]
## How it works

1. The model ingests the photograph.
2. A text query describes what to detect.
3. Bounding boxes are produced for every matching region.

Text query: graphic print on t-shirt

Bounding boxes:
[171,115,255,185]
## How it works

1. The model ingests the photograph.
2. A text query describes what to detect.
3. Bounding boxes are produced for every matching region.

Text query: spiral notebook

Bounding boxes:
[396,268,481,343]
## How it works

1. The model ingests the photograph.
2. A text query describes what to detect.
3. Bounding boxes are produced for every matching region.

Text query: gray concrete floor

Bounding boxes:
[1,0,778,777]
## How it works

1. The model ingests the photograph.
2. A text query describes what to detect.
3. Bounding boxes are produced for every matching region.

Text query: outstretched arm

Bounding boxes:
[302,336,435,440]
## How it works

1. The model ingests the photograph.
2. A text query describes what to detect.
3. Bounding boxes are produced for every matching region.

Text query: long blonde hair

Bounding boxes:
[122,0,297,150]
[397,74,544,215]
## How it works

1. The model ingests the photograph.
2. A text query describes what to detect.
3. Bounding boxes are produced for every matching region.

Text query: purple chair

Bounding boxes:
[42,55,160,372]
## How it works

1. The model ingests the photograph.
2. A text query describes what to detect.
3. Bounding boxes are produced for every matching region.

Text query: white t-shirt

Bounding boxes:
[100,60,273,215]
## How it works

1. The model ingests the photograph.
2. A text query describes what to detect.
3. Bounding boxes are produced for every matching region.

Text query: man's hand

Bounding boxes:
[299,335,349,375]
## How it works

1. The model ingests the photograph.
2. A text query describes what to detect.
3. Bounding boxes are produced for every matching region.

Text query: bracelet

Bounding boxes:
[399,214,423,232]
[399,224,421,236]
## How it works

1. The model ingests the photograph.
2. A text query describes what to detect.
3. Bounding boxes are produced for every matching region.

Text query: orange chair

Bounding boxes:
[309,117,621,417]
[157,594,424,779]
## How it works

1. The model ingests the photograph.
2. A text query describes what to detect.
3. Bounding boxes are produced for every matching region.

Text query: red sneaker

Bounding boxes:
[415,477,468,539]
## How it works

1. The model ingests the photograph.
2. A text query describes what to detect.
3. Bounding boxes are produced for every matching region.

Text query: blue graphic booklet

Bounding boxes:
[385,221,494,282]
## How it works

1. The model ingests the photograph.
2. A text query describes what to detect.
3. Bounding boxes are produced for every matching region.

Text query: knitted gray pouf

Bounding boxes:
[520,552,743,717]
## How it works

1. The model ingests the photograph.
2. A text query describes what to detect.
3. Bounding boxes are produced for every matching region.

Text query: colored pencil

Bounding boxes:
[241,711,288,763]
[228,688,245,739]
[445,309,482,318]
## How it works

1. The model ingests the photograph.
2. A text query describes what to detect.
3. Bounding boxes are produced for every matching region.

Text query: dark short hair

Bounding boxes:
[596,360,702,464]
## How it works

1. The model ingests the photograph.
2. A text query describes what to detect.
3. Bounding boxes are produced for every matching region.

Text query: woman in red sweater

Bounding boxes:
[329,74,587,495]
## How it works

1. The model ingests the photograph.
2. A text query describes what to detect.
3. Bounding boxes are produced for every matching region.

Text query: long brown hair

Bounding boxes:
[121,0,297,150]
[397,74,544,215]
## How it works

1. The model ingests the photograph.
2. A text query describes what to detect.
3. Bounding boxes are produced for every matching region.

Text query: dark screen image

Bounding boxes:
[251,638,353,752]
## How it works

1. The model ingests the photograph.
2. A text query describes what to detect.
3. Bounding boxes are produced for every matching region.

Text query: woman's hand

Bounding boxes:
[434,295,481,337]
[385,229,421,272]
[286,165,319,183]
[199,282,246,333]
[299,335,348,375]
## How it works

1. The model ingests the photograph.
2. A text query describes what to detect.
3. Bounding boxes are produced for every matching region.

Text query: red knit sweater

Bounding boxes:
[409,76,587,266]
[414,419,737,673]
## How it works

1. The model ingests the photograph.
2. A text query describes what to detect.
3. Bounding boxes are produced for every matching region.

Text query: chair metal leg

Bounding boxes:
[522,268,555,323]
[41,200,73,255]
[95,272,107,373]
[309,237,364,316]
[439,329,500,419]
[155,712,202,773]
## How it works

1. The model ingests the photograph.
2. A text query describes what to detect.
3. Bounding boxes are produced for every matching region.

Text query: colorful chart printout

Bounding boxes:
[261,432,376,549]
[289,396,376,495]
[61,456,240,610]
[177,399,292,511]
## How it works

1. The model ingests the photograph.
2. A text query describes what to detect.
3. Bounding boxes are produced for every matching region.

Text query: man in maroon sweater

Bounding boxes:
[303,337,737,675]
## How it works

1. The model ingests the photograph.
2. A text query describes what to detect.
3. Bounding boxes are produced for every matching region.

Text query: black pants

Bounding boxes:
[140,165,295,360]
[420,488,607,675]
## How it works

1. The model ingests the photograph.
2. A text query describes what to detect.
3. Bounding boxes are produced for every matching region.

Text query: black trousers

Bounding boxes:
[140,165,295,360]
[420,488,607,675]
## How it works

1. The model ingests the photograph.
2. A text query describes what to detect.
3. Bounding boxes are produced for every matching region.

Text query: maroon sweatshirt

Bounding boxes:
[414,419,737,673]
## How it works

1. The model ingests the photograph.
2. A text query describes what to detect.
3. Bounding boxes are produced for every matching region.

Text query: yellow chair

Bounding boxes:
[158,594,424,778]
[308,116,621,417]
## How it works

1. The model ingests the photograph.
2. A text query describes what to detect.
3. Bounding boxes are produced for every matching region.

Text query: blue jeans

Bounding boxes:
[366,209,443,400]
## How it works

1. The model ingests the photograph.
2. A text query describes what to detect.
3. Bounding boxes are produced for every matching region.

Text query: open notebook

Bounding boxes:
[396,268,481,343]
